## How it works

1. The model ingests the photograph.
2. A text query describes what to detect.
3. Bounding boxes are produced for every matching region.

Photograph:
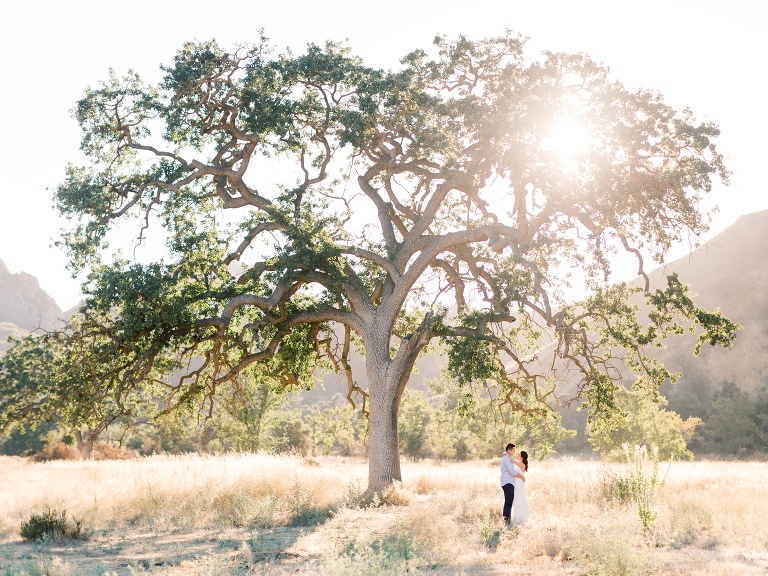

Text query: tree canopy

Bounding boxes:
[0,32,740,488]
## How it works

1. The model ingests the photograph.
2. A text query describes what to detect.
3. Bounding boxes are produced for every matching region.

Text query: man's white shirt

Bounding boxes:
[500,453,519,486]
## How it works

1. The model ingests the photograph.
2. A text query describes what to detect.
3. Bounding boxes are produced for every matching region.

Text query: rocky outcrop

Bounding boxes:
[0,258,64,334]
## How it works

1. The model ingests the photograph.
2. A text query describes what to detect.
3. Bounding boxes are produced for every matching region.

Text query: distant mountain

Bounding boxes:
[0,258,64,353]
[641,210,768,413]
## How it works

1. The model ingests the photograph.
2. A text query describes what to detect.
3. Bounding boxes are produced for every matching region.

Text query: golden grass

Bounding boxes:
[0,452,361,536]
[0,454,767,575]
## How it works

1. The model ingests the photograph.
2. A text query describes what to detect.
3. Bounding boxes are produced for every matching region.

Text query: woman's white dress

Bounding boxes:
[513,465,530,524]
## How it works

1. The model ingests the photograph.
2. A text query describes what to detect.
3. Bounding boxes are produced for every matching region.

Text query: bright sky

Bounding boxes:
[0,0,762,310]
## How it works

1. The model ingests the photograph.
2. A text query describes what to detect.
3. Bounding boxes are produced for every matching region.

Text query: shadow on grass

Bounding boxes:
[0,505,339,575]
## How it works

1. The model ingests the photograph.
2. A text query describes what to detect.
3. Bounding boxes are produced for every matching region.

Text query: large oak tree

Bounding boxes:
[1,33,739,488]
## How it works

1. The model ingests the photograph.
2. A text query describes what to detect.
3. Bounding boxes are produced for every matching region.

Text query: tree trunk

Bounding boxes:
[363,315,431,492]
[74,429,94,460]
[367,378,402,490]
[365,334,418,491]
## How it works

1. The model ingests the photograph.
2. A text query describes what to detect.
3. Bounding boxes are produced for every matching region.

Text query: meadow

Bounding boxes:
[1,453,767,575]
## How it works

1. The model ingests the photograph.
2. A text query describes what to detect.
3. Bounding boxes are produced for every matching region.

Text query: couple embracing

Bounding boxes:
[500,442,529,525]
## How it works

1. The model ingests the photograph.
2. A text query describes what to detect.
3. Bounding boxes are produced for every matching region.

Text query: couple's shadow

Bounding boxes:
[487,529,502,550]
[486,524,519,551]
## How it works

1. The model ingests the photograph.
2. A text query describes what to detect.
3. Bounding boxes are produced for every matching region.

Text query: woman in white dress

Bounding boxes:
[513,451,530,524]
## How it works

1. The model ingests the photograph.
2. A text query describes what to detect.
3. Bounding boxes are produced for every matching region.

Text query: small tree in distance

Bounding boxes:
[587,386,701,461]
[0,32,739,490]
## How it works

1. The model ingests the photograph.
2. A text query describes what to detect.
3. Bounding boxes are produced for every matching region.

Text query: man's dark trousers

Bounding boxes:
[502,483,515,524]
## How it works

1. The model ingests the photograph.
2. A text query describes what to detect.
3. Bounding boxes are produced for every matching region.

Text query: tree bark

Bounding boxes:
[365,329,421,491]
[361,302,433,491]
[74,429,94,461]
[367,376,403,490]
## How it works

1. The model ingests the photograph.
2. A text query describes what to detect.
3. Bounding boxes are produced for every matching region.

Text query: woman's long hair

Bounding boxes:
[519,451,529,471]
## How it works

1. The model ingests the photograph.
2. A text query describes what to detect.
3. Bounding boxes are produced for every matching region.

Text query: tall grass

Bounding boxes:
[0,453,359,536]
[1,455,767,575]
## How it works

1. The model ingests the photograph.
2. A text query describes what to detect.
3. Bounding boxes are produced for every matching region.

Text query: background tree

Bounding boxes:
[213,366,288,452]
[398,389,432,460]
[426,375,574,460]
[0,420,60,458]
[7,33,738,490]
[0,328,142,460]
[698,382,768,457]
[587,386,700,461]
[269,410,312,456]
[306,398,368,457]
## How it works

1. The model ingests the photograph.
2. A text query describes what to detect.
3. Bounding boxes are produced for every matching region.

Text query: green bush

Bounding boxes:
[19,509,90,542]
[603,444,665,532]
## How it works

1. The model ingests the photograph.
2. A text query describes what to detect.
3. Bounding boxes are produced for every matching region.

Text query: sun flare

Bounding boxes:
[544,117,591,159]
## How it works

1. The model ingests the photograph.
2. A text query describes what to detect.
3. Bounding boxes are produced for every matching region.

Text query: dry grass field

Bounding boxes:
[1,453,767,575]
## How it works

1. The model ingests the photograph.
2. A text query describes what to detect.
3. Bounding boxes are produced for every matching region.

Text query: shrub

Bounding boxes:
[20,509,67,541]
[31,442,79,462]
[285,477,333,526]
[603,444,665,532]
[19,509,90,542]
[92,441,139,460]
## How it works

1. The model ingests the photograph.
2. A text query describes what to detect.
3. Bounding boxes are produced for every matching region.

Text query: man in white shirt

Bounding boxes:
[500,442,525,524]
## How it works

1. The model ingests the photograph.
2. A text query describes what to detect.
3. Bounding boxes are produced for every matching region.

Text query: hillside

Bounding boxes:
[644,210,768,400]
[0,258,64,353]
